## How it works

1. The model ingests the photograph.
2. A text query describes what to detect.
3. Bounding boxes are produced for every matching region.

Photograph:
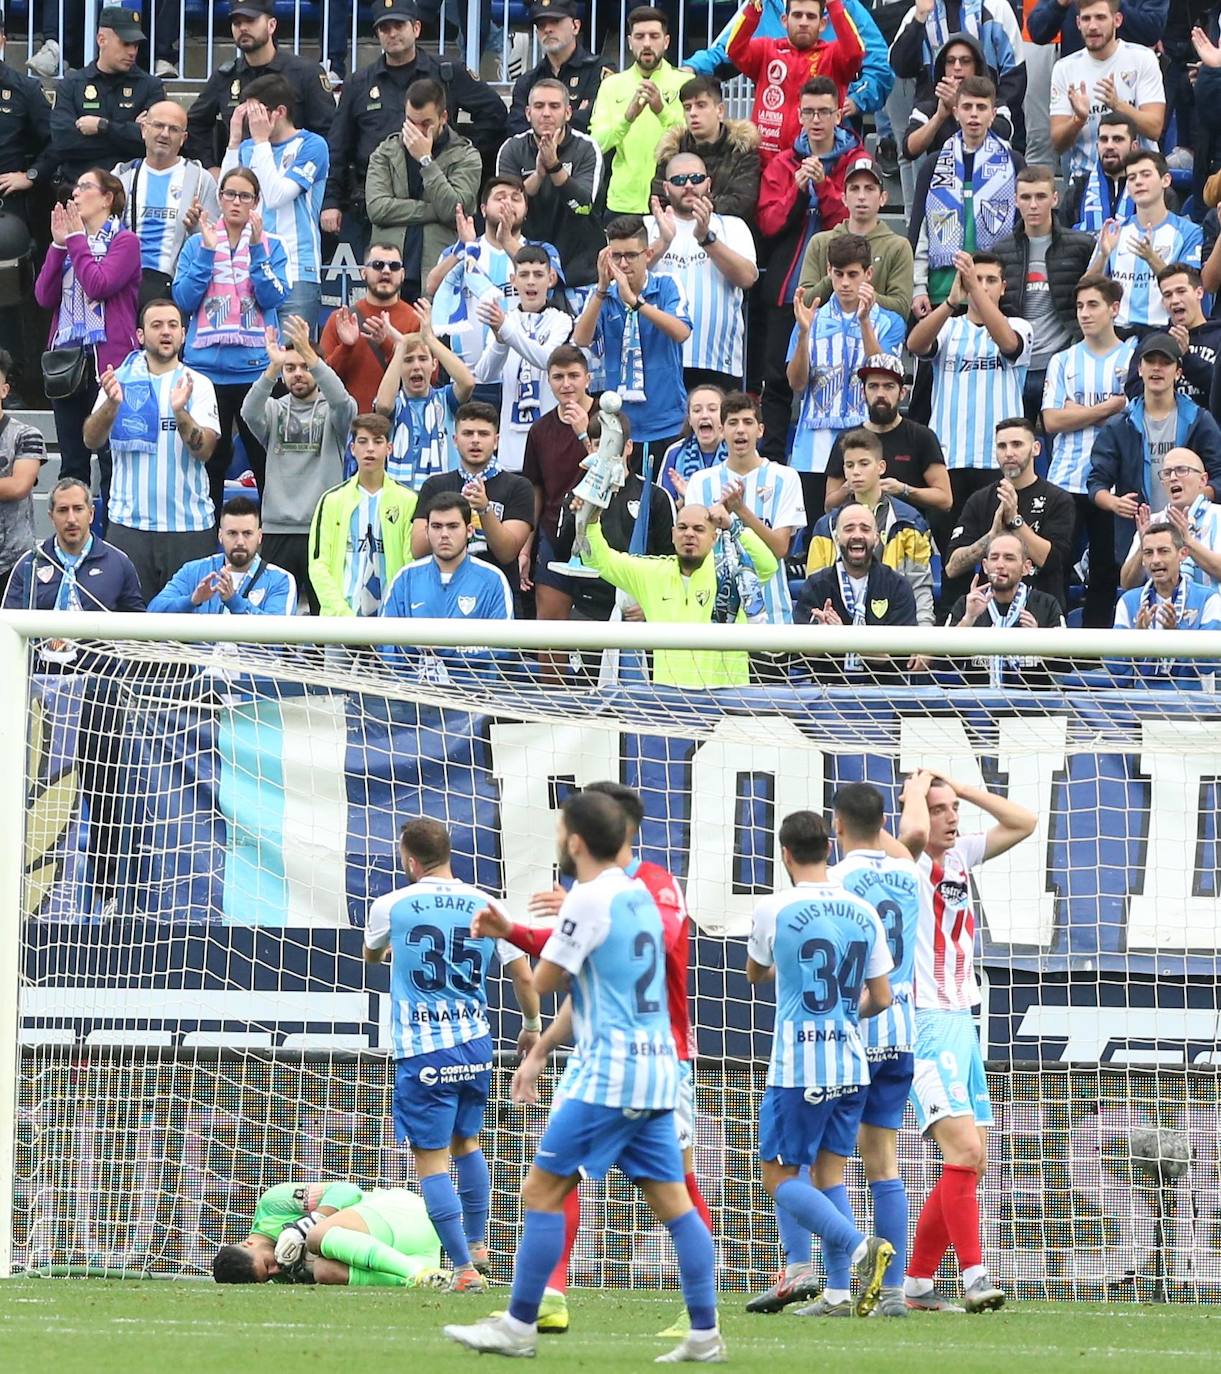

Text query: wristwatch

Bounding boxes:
[1007,514,1025,530]
[698,231,717,248]
[418,154,433,169]
[25,167,38,183]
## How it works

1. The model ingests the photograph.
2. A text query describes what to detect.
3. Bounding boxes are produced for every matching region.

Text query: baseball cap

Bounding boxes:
[1138,332,1183,362]
[373,0,421,26]
[230,0,275,18]
[842,151,885,187]
[529,0,581,22]
[98,5,146,40]
[857,352,905,382]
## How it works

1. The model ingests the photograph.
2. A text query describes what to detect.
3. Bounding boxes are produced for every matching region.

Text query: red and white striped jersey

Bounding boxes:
[914,833,988,1011]
[629,859,693,1062]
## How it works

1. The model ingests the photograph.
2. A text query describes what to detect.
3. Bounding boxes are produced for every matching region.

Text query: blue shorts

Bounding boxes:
[393,1036,492,1151]
[758,1084,858,1167]
[821,1051,915,1156]
[534,1098,684,1182]
[910,1010,994,1133]
[531,526,580,594]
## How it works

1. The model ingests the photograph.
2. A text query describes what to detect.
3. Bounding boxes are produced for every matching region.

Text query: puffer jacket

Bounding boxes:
[653,118,762,221]
[994,220,1096,340]
[805,495,935,626]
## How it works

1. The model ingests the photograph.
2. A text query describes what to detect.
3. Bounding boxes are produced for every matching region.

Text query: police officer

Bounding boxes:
[507,0,610,136]
[184,0,335,173]
[321,0,507,243]
[50,7,165,188]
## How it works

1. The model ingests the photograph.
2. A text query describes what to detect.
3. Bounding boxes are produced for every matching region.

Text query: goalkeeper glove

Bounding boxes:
[274,1211,325,1268]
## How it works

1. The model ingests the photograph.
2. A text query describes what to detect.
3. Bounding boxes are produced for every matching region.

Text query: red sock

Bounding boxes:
[939,1164,982,1272]
[546,1188,581,1294]
[908,1176,951,1279]
[685,1172,713,1234]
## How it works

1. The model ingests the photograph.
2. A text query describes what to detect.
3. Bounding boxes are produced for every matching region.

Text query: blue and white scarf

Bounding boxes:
[670,434,726,489]
[712,516,766,624]
[109,350,169,461]
[617,293,646,403]
[1140,575,1191,673]
[54,535,94,611]
[388,389,450,488]
[985,580,1027,687]
[838,562,868,672]
[432,251,501,337]
[53,217,121,348]
[927,131,1017,269]
[925,0,984,54]
[1077,159,1133,233]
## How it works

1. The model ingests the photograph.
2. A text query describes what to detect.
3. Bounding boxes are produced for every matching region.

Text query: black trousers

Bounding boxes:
[260,532,316,614]
[53,357,110,515]
[1077,491,1118,628]
[210,382,268,523]
[760,302,796,462]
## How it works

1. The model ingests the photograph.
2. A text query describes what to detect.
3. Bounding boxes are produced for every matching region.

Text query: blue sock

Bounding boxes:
[774,1178,864,1257]
[870,1178,909,1286]
[420,1172,470,1269]
[455,1149,491,1244]
[820,1184,854,1291]
[508,1210,566,1325]
[666,1209,718,1332]
[774,1194,812,1267]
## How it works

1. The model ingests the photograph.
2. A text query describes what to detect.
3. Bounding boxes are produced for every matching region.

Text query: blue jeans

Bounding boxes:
[278,281,322,337]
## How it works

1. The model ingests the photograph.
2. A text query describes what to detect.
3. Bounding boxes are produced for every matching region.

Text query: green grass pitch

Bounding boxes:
[4,1281,1221,1373]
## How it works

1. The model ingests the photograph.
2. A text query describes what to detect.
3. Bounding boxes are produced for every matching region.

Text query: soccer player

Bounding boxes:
[473,779,711,1337]
[747,809,895,1320]
[901,772,1036,1312]
[444,791,723,1362]
[363,818,540,1293]
[211,1181,447,1288]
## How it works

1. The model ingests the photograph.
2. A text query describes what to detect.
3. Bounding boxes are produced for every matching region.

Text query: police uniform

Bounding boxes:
[506,0,610,137]
[324,0,507,221]
[50,61,165,185]
[184,41,336,168]
[0,62,54,187]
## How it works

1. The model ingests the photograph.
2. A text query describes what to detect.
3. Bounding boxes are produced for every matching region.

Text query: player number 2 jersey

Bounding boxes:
[748,881,892,1090]
[364,877,524,1059]
[829,849,920,1052]
[914,833,987,1011]
[540,867,679,1112]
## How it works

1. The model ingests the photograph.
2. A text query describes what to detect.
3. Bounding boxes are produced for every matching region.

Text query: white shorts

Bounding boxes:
[674,1060,695,1151]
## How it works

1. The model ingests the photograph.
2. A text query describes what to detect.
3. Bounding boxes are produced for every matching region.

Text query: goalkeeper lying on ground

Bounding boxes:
[212,1181,449,1287]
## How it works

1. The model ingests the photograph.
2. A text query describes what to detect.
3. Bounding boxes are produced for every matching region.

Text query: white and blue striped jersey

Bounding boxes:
[364,877,524,1060]
[829,849,920,1053]
[644,212,756,378]
[684,458,805,623]
[117,158,221,276]
[541,867,680,1111]
[1108,213,1203,329]
[91,366,220,531]
[445,239,518,366]
[748,881,892,1090]
[1049,42,1165,180]
[1041,337,1136,494]
[231,132,330,285]
[928,315,1032,471]
[343,488,387,614]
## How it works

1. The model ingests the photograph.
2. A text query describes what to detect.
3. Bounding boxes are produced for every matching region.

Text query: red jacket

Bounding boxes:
[758,132,855,304]
[727,0,866,165]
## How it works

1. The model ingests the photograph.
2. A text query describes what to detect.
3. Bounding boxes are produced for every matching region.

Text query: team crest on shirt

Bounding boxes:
[627,499,640,518]
[37,566,54,583]
[695,589,711,607]
[385,506,400,524]
[870,598,888,617]
[457,595,476,615]
[249,588,267,606]
[1032,495,1046,512]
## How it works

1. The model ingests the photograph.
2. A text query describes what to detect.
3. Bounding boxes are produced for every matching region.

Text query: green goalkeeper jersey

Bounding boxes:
[250,1182,365,1240]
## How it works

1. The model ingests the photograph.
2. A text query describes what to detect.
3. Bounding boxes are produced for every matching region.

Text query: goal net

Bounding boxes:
[5,614,1221,1300]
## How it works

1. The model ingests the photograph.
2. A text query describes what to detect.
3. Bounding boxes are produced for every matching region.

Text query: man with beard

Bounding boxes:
[1060,110,1140,232]
[322,0,507,244]
[185,0,335,173]
[496,83,605,288]
[149,494,296,616]
[241,314,357,613]
[944,416,1075,612]
[320,243,421,414]
[824,355,951,527]
[508,0,609,137]
[1123,264,1221,411]
[83,298,221,602]
[591,7,688,215]
[1119,448,1221,593]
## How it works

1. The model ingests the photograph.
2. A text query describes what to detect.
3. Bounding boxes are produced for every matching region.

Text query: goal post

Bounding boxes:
[4,610,1221,1294]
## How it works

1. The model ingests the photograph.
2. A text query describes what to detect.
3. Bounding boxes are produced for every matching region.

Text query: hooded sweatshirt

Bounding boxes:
[901,32,1016,161]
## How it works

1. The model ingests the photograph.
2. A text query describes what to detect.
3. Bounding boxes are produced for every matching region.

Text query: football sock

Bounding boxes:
[870,1178,909,1287]
[908,1176,950,1280]
[940,1164,983,1273]
[685,1172,714,1233]
[319,1227,415,1280]
[546,1188,581,1294]
[819,1184,854,1292]
[774,1177,863,1257]
[455,1149,491,1244]
[774,1187,813,1269]
[420,1172,471,1270]
[666,1208,718,1333]
[508,1209,566,1326]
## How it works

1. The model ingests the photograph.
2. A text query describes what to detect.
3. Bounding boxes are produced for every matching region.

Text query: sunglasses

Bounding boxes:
[366,258,404,273]
[667,172,708,187]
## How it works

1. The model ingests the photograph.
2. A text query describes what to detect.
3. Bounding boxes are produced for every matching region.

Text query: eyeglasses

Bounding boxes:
[799,106,837,121]
[1162,465,1205,479]
[147,120,186,135]
[74,180,101,193]
[666,171,709,187]
[219,188,257,204]
[366,258,404,273]
[944,53,975,65]
[609,249,645,263]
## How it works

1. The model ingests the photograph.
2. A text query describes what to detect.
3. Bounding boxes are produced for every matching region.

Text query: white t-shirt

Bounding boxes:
[1050,41,1165,180]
